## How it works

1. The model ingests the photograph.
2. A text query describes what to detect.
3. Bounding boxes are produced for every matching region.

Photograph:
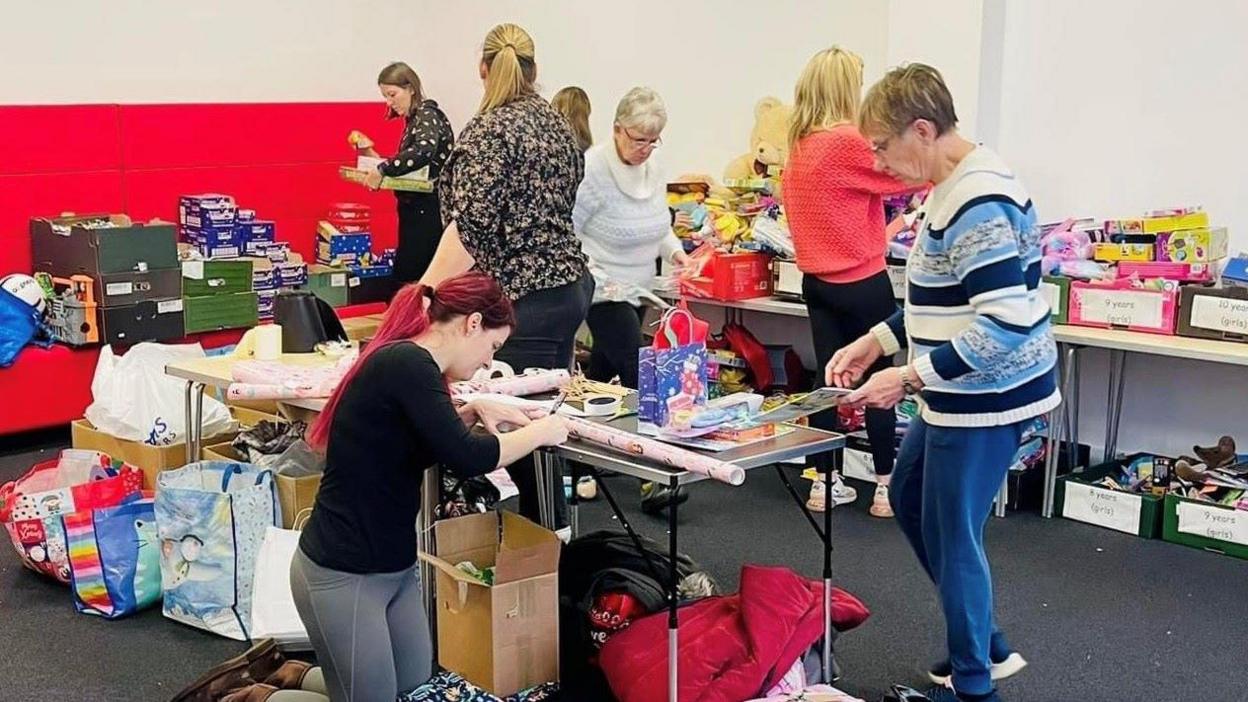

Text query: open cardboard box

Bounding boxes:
[419,512,561,697]
[71,418,237,489]
[202,439,319,529]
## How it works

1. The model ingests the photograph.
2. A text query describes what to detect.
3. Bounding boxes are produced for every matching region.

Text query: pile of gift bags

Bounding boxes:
[2,453,282,639]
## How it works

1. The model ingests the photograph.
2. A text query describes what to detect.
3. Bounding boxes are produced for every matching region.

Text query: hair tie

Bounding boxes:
[423,286,436,301]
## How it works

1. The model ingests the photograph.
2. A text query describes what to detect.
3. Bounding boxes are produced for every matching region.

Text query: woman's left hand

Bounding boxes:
[363,169,384,190]
[471,400,534,434]
[844,367,907,410]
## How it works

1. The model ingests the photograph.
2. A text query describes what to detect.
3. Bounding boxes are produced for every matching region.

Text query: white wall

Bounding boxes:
[986,0,1248,458]
[0,0,889,180]
[884,0,985,140]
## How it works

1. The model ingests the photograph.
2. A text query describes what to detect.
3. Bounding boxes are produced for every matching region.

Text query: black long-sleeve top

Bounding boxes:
[378,99,455,200]
[300,342,499,573]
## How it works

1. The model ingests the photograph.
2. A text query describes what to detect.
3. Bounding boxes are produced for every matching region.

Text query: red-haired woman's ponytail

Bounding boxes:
[308,273,514,451]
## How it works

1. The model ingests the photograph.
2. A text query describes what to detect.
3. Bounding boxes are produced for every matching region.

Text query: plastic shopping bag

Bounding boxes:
[249,526,310,650]
[85,342,234,445]
[64,494,163,619]
[0,287,52,367]
[0,450,143,583]
[155,461,281,640]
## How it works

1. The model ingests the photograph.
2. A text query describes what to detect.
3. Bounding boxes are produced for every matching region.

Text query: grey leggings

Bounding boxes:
[289,547,433,702]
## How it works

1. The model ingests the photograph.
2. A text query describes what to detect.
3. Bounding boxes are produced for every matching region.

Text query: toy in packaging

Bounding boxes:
[1154,227,1228,263]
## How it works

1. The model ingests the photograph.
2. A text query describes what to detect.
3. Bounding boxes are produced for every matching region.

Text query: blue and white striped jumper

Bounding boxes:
[871,146,1060,427]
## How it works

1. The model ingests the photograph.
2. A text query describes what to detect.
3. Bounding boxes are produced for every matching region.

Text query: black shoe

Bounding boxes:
[640,483,688,514]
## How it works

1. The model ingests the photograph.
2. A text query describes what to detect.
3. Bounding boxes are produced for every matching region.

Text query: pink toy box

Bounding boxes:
[1068,279,1179,335]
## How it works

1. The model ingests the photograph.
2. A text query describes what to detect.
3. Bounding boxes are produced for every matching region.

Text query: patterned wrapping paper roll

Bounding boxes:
[566,417,746,486]
[226,357,355,401]
[449,369,571,398]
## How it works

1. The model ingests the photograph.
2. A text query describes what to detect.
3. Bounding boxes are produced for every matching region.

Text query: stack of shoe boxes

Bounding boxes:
[31,214,185,345]
[314,203,395,305]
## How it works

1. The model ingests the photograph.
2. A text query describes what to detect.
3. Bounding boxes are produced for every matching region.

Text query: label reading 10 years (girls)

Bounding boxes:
[1078,289,1163,328]
[1189,296,1248,335]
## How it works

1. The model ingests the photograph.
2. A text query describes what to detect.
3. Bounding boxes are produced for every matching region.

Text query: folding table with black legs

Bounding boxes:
[535,415,845,702]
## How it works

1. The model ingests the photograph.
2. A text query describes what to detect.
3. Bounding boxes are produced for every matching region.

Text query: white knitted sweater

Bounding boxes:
[573,143,683,305]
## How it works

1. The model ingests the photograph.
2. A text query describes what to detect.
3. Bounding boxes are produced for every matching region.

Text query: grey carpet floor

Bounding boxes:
[2,428,1246,701]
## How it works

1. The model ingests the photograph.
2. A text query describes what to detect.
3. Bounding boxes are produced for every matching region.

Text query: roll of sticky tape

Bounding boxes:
[582,394,622,416]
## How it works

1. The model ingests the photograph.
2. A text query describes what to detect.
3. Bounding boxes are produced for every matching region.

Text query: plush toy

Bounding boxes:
[1041,220,1110,280]
[723,97,794,181]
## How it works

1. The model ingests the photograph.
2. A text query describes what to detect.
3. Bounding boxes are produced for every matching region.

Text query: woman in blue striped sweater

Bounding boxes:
[829,65,1058,702]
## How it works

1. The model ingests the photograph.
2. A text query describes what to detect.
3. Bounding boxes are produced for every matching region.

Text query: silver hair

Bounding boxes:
[614,86,668,135]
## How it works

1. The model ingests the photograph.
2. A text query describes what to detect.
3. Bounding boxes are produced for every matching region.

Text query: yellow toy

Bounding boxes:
[723,97,794,182]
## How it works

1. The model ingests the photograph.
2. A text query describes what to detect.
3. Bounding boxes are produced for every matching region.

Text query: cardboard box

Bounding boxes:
[31,214,180,291]
[1115,261,1214,283]
[1105,210,1209,235]
[1176,285,1248,343]
[236,220,276,242]
[275,259,309,287]
[100,298,186,345]
[244,240,291,261]
[196,241,243,260]
[1068,279,1178,335]
[1162,492,1248,560]
[347,272,395,305]
[202,437,320,529]
[339,165,435,193]
[1054,454,1167,538]
[772,259,803,301]
[181,257,254,297]
[257,289,277,320]
[342,314,383,342]
[680,251,773,301]
[1221,256,1248,288]
[886,256,908,301]
[301,265,350,308]
[316,222,372,266]
[183,226,242,245]
[179,194,237,232]
[183,292,259,333]
[72,418,237,489]
[1040,275,1070,325]
[1155,227,1228,263]
[1092,242,1154,262]
[420,512,561,697]
[346,263,393,280]
[96,268,184,309]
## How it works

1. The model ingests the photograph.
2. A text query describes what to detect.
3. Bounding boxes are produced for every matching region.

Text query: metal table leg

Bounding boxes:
[1043,343,1079,518]
[184,381,195,464]
[569,459,580,538]
[418,466,439,655]
[534,452,553,528]
[822,448,836,681]
[1102,349,1121,462]
[193,383,206,462]
[994,477,1008,518]
[1106,351,1128,462]
[666,473,680,702]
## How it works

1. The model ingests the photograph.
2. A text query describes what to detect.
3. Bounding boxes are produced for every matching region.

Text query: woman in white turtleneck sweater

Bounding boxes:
[572,86,690,513]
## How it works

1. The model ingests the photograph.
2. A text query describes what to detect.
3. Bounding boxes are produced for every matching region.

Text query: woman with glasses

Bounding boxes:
[783,46,913,517]
[572,86,691,514]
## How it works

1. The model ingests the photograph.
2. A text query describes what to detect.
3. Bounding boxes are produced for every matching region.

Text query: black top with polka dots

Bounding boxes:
[377,99,454,192]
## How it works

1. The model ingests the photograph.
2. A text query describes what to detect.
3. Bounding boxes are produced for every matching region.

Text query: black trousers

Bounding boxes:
[803,271,899,477]
[585,302,646,389]
[494,272,595,527]
[394,194,442,286]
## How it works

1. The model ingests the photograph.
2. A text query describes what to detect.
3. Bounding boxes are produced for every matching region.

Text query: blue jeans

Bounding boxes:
[890,415,1026,696]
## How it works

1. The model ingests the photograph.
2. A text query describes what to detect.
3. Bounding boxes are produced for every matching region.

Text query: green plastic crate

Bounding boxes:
[1054,453,1166,538]
[1162,493,1248,560]
[183,292,259,333]
[300,265,350,308]
[181,259,254,297]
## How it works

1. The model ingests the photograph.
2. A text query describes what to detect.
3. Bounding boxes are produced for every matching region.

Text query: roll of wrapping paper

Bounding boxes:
[566,417,745,486]
[450,369,571,398]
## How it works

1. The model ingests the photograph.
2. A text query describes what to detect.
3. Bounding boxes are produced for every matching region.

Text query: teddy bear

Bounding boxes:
[723,97,794,182]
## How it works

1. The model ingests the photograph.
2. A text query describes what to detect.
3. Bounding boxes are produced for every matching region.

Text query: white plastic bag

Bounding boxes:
[85,343,233,445]
[250,526,309,650]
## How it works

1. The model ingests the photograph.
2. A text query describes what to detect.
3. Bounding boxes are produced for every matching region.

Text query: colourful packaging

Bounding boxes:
[1068,279,1179,335]
[1154,227,1228,263]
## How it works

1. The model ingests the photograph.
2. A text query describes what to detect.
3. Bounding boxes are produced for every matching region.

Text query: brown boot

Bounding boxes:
[171,639,279,702]
[263,660,314,690]
[1194,436,1237,469]
[220,683,280,702]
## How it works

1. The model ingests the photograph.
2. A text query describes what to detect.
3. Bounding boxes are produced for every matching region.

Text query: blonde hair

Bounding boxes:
[479,23,537,113]
[789,46,864,151]
[552,86,593,152]
[614,87,667,135]
[859,63,958,139]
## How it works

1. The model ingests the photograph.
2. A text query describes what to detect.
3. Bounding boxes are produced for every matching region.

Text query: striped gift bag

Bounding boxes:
[63,495,162,620]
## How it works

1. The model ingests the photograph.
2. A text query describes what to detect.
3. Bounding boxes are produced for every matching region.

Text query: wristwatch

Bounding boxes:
[900,366,919,395]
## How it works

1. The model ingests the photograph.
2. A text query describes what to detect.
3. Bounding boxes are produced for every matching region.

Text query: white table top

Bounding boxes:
[661,291,1248,368]
[165,353,337,388]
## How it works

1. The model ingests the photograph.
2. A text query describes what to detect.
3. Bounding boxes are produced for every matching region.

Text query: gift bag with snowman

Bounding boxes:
[638,305,710,434]
[154,461,280,640]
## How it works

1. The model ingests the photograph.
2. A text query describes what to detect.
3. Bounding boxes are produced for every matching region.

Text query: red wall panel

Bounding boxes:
[0,105,122,175]
[119,102,402,169]
[0,171,125,274]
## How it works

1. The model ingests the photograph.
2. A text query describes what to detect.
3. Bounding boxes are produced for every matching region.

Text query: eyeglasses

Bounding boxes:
[871,120,922,154]
[620,125,662,150]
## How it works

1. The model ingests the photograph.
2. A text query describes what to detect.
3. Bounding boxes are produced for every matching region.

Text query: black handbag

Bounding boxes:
[273,290,346,353]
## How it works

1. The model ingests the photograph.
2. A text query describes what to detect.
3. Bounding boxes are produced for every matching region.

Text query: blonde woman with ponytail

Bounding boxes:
[783,46,913,518]
[425,23,592,535]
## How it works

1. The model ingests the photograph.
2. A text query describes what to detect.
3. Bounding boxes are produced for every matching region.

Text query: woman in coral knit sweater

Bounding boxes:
[784,46,913,517]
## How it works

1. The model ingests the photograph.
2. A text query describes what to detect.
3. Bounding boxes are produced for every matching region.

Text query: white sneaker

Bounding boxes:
[828,475,858,506]
[555,526,572,544]
[806,480,829,512]
[870,483,894,518]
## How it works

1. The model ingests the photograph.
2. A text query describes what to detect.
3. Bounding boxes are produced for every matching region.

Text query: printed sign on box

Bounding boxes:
[1189,296,1248,335]
[1061,482,1143,535]
[1069,281,1177,335]
[1176,501,1248,546]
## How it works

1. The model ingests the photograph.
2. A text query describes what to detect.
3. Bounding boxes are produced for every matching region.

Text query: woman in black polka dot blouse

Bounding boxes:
[361,62,455,284]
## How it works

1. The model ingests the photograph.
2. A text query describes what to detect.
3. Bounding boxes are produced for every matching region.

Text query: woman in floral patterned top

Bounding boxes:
[425,22,593,531]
